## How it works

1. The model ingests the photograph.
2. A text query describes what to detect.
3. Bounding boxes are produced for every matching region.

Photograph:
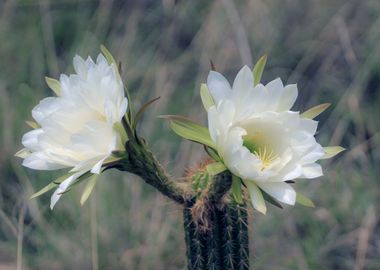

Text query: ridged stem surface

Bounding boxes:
[184,202,250,270]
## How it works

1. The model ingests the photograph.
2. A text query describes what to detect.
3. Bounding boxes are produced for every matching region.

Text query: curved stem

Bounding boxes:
[115,138,190,204]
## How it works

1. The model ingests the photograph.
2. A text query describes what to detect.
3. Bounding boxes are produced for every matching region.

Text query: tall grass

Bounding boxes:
[0,0,379,269]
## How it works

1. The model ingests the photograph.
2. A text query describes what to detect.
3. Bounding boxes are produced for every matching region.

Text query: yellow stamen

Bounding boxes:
[254,146,277,171]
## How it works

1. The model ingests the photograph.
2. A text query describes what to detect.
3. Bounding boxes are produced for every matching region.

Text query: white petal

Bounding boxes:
[299,144,325,164]
[277,84,298,111]
[70,156,101,173]
[50,170,86,209]
[22,129,43,151]
[266,77,284,93]
[22,152,66,170]
[207,106,219,143]
[302,163,323,179]
[217,100,235,127]
[282,164,303,181]
[300,118,318,135]
[249,84,270,113]
[207,71,232,103]
[244,180,267,214]
[69,120,116,157]
[96,53,108,65]
[32,97,60,123]
[256,182,296,205]
[104,99,117,124]
[232,65,253,95]
[208,100,236,144]
[73,55,87,77]
[265,78,284,108]
[118,98,129,121]
[90,156,108,174]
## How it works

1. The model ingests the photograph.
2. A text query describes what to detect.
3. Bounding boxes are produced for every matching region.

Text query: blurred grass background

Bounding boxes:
[0,0,379,269]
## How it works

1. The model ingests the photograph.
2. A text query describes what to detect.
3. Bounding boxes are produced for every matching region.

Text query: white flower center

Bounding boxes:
[241,120,285,171]
[243,133,278,171]
[254,147,277,170]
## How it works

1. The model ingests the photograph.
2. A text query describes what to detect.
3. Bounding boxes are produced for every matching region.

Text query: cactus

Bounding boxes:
[114,136,250,270]
[184,168,250,270]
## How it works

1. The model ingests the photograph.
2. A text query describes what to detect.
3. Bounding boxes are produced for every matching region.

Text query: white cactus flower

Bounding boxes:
[18,53,128,209]
[207,66,326,214]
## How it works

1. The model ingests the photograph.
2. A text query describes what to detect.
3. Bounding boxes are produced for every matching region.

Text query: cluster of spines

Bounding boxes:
[190,170,210,198]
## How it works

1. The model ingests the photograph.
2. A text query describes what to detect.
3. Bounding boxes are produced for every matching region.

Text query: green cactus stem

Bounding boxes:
[111,137,190,204]
[184,201,250,270]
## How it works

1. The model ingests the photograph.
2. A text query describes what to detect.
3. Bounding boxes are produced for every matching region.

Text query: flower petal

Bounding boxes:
[282,164,303,181]
[50,170,86,209]
[118,98,129,121]
[207,71,232,103]
[300,118,318,134]
[90,156,107,174]
[277,84,298,111]
[245,180,267,214]
[299,144,325,164]
[265,78,284,109]
[32,97,61,123]
[302,163,323,179]
[23,152,66,170]
[73,55,88,77]
[256,182,296,205]
[232,65,253,95]
[22,129,43,151]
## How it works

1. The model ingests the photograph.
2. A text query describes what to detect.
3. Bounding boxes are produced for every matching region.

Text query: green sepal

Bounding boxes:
[301,103,331,119]
[204,145,222,162]
[206,162,227,176]
[80,175,98,205]
[321,146,345,159]
[15,148,30,159]
[26,120,40,129]
[200,83,215,110]
[160,115,216,149]
[30,172,75,199]
[296,192,315,208]
[231,175,243,204]
[253,55,267,86]
[100,44,116,64]
[45,76,61,96]
[124,86,134,125]
[30,182,57,199]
